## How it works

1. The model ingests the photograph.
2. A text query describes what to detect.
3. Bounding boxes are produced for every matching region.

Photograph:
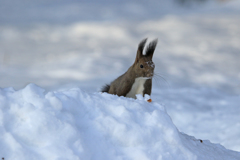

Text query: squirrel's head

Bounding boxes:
[133,38,158,78]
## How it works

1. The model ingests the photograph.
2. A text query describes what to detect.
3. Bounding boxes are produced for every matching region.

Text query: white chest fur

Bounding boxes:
[126,77,148,98]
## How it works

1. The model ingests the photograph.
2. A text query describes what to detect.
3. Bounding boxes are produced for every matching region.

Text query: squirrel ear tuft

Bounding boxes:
[135,38,148,62]
[145,39,158,59]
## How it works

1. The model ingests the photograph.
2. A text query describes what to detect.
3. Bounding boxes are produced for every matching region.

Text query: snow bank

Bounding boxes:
[0,84,239,160]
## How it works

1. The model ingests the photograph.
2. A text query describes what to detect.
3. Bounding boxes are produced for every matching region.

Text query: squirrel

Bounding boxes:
[101,38,158,99]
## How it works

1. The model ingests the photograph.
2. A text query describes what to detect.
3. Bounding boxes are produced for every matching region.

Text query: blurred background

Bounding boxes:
[1,0,240,151]
[0,0,239,93]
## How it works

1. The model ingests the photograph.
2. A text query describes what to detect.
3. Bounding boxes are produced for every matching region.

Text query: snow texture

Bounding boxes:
[0,84,239,160]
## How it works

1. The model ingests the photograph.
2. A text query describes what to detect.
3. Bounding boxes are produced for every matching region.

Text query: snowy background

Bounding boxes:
[0,0,240,159]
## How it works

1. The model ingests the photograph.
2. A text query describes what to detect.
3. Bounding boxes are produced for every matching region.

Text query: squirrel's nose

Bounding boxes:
[147,73,153,77]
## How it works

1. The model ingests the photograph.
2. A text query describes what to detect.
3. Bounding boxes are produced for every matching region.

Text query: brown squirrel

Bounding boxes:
[101,38,158,99]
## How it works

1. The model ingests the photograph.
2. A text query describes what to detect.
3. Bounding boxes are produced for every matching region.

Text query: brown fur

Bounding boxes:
[102,38,158,98]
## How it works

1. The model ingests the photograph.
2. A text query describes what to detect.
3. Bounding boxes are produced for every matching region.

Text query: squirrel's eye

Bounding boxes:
[140,64,143,68]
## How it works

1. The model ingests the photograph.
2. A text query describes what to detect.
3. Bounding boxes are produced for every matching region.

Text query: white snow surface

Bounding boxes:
[0,83,239,160]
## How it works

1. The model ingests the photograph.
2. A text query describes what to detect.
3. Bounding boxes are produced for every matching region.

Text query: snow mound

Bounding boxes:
[0,84,239,160]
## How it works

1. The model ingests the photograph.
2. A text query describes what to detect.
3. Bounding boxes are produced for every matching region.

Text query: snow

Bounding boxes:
[0,84,240,160]
[0,0,240,159]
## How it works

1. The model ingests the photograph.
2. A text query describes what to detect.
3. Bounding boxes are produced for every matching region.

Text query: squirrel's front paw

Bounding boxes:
[147,99,152,103]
